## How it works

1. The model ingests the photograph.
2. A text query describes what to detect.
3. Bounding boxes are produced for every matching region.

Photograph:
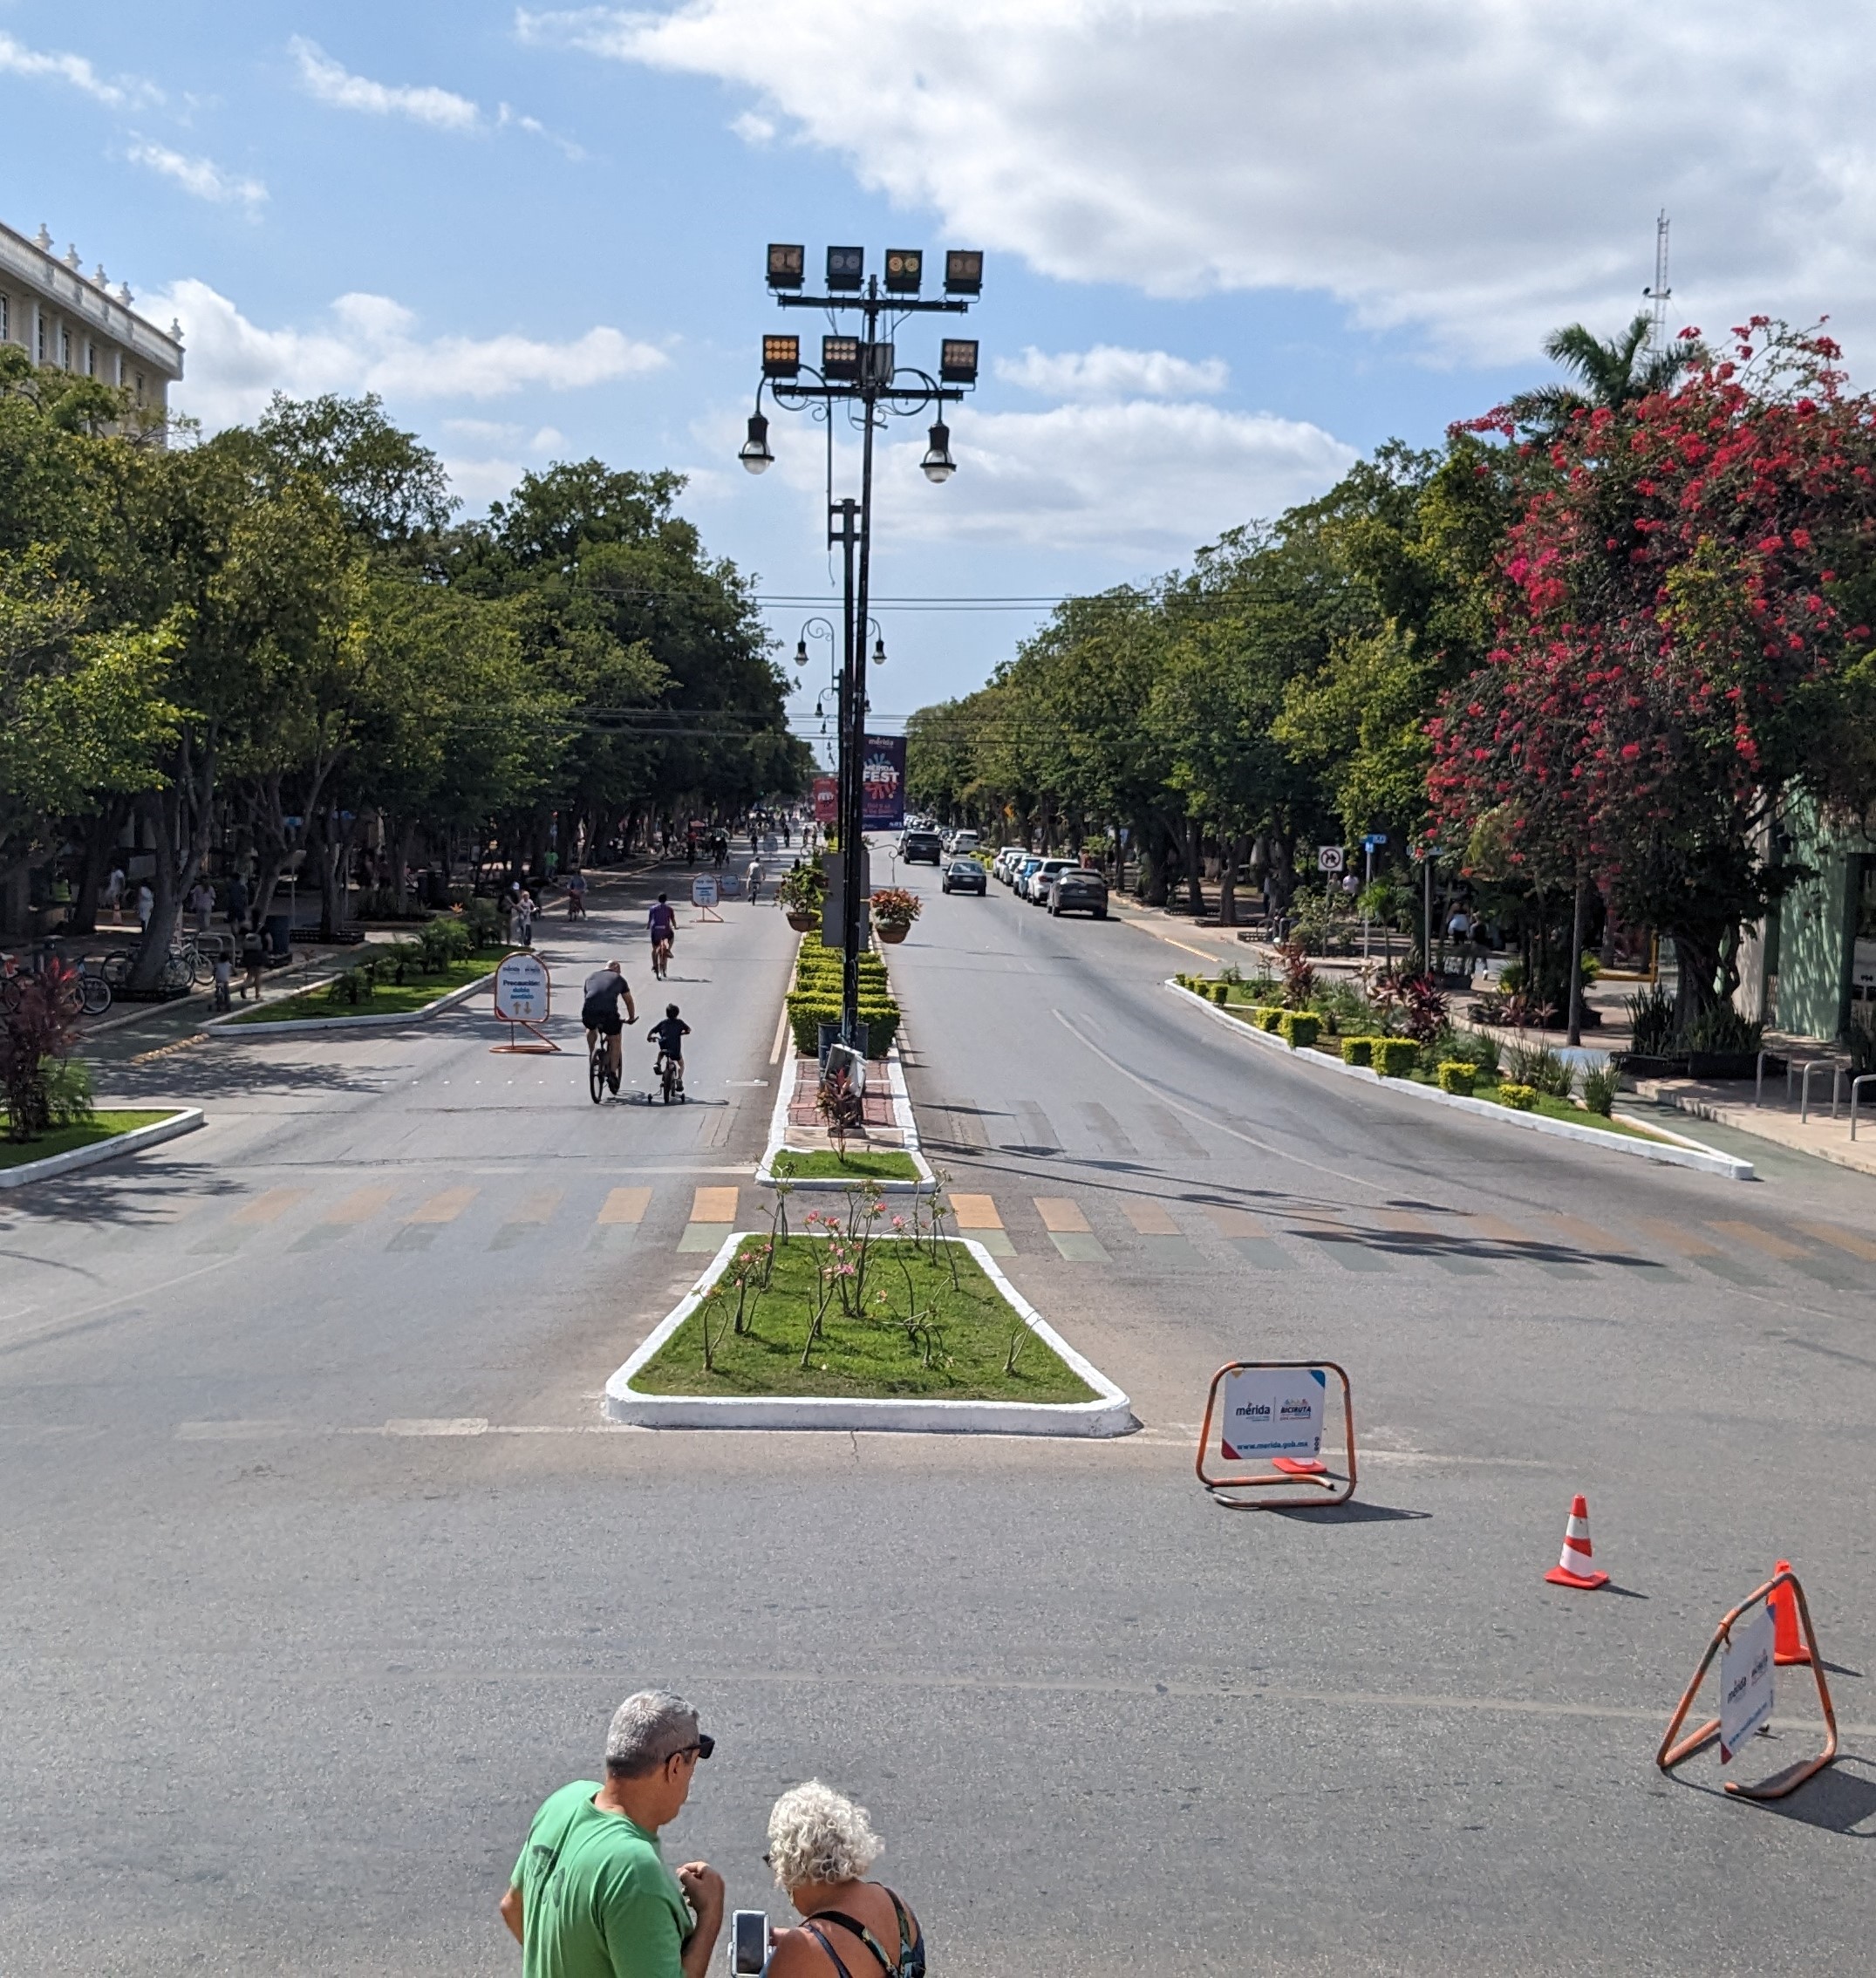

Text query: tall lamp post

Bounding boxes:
[743,242,983,1044]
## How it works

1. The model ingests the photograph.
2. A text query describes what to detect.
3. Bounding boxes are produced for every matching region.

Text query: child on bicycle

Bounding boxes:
[648,1004,690,1093]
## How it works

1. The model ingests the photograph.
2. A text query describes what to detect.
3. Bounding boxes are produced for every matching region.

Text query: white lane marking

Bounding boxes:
[1051,1008,1389,1197]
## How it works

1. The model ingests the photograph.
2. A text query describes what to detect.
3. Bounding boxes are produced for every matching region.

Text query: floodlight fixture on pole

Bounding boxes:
[742,239,985,1042]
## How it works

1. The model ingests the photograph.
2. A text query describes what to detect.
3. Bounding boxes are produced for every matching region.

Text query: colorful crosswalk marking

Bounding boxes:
[1461,1211,1591,1279]
[1708,1221,1806,1260]
[1122,1199,1181,1236]
[1034,1197,1089,1233]
[1798,1222,1876,1262]
[1373,1208,1491,1277]
[597,1187,652,1225]
[1285,1204,1389,1273]
[490,1187,563,1250]
[946,1192,1013,1254]
[232,1188,308,1224]
[290,1184,395,1250]
[406,1186,479,1224]
[690,1186,739,1223]
[1641,1217,1765,1286]
[1202,1201,1293,1272]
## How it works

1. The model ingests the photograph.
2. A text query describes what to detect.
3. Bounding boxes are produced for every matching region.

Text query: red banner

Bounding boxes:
[812,775,839,825]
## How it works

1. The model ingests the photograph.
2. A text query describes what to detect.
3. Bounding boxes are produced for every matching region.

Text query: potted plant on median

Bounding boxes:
[870,885,922,945]
[777,861,826,934]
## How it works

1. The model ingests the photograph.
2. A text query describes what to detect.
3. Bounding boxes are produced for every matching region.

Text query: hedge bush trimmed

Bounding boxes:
[1278,1011,1320,1049]
[1371,1038,1419,1077]
[785,993,901,1059]
[1340,1036,1375,1067]
[1256,1006,1285,1033]
[1436,1061,1477,1095]
[1497,1082,1538,1110]
[1210,980,1231,1005]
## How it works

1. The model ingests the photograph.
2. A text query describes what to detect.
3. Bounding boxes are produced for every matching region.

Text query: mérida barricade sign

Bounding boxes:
[1195,1361,1357,1510]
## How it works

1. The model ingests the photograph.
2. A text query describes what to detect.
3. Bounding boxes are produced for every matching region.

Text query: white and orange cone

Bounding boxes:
[1545,1494,1609,1590]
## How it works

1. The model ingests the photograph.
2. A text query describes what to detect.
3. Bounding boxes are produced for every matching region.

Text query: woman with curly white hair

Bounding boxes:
[761,1780,925,1977]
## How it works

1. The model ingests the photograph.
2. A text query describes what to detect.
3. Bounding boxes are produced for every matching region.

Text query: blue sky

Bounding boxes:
[4,1,1873,733]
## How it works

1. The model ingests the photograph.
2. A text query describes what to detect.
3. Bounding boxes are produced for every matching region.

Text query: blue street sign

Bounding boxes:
[1362,833,1388,849]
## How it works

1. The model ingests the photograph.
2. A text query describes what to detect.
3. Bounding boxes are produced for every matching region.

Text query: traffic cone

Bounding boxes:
[1545,1495,1609,1589]
[1770,1560,1812,1667]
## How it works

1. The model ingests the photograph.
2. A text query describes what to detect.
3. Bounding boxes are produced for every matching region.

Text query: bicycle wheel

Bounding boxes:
[589,1043,606,1104]
[160,955,191,993]
[78,973,112,1016]
[188,945,213,985]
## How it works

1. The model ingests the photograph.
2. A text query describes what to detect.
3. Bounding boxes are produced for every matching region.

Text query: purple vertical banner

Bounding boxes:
[862,734,906,832]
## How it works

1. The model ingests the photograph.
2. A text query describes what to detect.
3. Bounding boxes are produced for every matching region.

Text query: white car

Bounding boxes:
[1024,857,1074,901]
[995,845,1027,883]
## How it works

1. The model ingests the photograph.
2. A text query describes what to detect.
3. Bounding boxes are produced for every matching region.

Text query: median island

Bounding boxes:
[0,1109,176,1170]
[629,1211,1096,1404]
[767,1148,921,1183]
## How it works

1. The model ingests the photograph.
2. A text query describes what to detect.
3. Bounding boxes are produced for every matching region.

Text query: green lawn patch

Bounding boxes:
[631,1233,1096,1403]
[769,1149,921,1182]
[229,953,498,1024]
[0,1110,176,1169]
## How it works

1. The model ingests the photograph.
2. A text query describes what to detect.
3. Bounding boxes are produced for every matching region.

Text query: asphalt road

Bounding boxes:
[3,855,1874,1976]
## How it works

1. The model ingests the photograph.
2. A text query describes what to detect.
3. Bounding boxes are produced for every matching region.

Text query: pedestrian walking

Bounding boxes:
[188,878,215,935]
[135,883,153,932]
[761,1780,925,1978]
[515,890,536,948]
[103,865,126,925]
[499,1689,724,1976]
[240,924,265,1000]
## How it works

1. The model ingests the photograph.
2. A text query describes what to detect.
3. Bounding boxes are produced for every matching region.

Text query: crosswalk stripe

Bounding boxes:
[1462,1211,1593,1279]
[1374,1209,1492,1277]
[949,1193,1003,1230]
[1641,1218,1721,1256]
[1708,1220,1807,1260]
[690,1186,739,1224]
[1202,1204,1272,1238]
[1122,1198,1181,1236]
[323,1186,397,1225]
[508,1188,563,1224]
[1285,1205,1391,1273]
[232,1188,307,1224]
[1034,1197,1089,1233]
[597,1186,652,1225]
[1798,1222,1876,1262]
[1540,1212,1637,1255]
[406,1186,479,1225]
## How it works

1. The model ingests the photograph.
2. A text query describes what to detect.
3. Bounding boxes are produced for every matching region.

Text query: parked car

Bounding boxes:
[1047,867,1109,918]
[1024,857,1074,902]
[1012,855,1045,896]
[950,829,981,855]
[900,829,943,864]
[995,845,1027,883]
[941,858,987,896]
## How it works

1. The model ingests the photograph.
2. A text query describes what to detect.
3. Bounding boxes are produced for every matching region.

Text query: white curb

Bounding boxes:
[604,1231,1134,1436]
[754,1041,936,1193]
[1165,980,1755,1182]
[206,970,495,1038]
[0,1106,204,1188]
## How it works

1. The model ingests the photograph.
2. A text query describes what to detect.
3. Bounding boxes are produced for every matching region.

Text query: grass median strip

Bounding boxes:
[631,1233,1096,1403]
[228,954,497,1025]
[769,1149,921,1182]
[0,1110,176,1169]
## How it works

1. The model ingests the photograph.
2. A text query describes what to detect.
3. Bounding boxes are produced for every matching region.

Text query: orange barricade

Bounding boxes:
[1656,1566,1838,1802]
[1195,1360,1356,1510]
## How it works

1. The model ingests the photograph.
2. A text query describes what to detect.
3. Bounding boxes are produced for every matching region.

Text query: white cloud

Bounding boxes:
[148,277,668,429]
[519,0,1876,365]
[0,31,154,108]
[127,140,267,212]
[735,394,1354,556]
[290,35,484,132]
[996,344,1227,400]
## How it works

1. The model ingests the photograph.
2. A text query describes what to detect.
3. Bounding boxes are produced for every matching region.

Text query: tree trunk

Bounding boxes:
[1140,822,1169,906]
[1566,870,1586,1047]
[1217,833,1248,927]
[1269,833,1295,914]
[70,801,127,937]
[1668,924,1729,1033]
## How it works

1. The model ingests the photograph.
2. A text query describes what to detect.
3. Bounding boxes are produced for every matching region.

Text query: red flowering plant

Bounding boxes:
[1431,321,1876,1027]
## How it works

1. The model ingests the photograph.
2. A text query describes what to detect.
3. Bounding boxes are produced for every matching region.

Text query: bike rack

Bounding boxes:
[1195,1360,1357,1511]
[1850,1074,1876,1142]
[1797,1059,1845,1123]
[1657,1567,1838,1801]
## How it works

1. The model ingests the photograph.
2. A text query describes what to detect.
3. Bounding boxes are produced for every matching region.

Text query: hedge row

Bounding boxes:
[788,932,900,1059]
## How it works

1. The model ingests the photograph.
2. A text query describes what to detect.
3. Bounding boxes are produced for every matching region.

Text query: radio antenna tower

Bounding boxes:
[1641,210,1671,347]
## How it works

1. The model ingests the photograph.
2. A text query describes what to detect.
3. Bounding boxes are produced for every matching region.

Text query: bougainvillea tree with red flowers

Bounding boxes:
[1430,321,1876,1028]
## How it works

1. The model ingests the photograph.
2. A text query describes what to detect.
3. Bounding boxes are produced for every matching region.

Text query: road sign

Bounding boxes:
[1218,1367,1326,1464]
[493,952,549,1024]
[1720,1604,1776,1763]
[1317,845,1345,873]
[691,876,720,908]
[1362,832,1388,850]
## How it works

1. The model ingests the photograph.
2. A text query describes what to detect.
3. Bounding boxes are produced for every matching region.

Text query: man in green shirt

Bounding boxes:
[501,1689,725,1978]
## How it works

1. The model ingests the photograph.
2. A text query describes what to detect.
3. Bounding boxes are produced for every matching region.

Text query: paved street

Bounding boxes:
[5,861,1876,1975]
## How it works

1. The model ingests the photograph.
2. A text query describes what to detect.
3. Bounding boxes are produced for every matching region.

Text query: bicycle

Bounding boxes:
[589,1029,617,1103]
[74,957,113,1016]
[655,1051,685,1104]
[651,936,672,980]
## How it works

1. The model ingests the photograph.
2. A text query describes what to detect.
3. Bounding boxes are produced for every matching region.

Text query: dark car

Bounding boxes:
[900,829,943,863]
[941,858,987,895]
[1047,867,1109,917]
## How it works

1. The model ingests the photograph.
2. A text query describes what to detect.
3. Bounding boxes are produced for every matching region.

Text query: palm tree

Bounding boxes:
[1507,311,1706,439]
